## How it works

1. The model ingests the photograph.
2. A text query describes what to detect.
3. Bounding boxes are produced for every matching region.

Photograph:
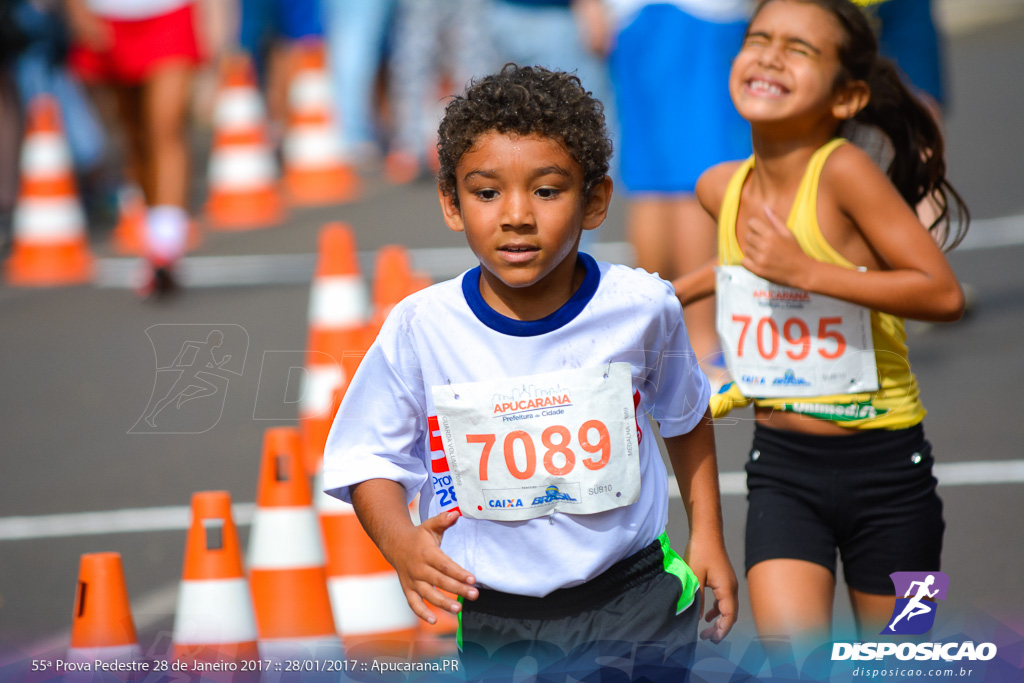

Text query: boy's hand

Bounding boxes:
[390,510,479,624]
[685,539,738,643]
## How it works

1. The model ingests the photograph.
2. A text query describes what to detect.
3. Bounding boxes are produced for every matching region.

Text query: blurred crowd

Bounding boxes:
[0,0,610,247]
[0,0,945,311]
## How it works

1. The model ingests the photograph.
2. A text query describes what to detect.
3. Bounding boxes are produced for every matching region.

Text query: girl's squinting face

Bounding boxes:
[730,0,847,126]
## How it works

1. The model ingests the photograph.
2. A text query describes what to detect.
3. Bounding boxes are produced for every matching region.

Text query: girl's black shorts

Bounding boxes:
[745,422,944,595]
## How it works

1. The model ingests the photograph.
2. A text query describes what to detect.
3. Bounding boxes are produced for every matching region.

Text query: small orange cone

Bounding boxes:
[248,427,344,661]
[283,41,360,205]
[299,223,370,475]
[67,553,141,663]
[109,186,146,255]
[315,471,419,654]
[4,96,93,286]
[368,245,432,337]
[206,54,285,230]
[172,491,259,663]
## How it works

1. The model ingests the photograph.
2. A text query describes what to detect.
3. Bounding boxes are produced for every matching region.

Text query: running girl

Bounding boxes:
[675,0,969,644]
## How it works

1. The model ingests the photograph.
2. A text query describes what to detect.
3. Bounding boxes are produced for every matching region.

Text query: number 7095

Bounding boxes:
[731,314,846,361]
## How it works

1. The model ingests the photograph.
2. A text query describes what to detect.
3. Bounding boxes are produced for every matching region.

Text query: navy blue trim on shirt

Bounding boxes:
[461,252,600,337]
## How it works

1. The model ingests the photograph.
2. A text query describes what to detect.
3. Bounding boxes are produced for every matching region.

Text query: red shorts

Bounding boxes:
[69,4,202,85]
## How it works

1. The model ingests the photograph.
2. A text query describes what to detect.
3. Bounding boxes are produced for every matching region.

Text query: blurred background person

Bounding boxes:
[489,0,619,249]
[487,0,617,144]
[65,0,203,294]
[853,0,945,116]
[588,0,753,381]
[0,0,28,253]
[385,0,495,184]
[11,0,110,225]
[236,0,322,147]
[322,0,396,172]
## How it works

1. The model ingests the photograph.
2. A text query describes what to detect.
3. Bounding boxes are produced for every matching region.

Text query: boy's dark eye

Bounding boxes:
[535,187,560,199]
[475,189,498,200]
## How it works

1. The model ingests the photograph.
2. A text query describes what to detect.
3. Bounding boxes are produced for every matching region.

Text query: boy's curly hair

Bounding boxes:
[437,64,612,206]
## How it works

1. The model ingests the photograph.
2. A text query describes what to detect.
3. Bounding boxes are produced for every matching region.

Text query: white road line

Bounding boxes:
[955,214,1024,251]
[90,214,1024,290]
[0,504,254,541]
[3,460,1021,542]
[934,459,1024,485]
[93,241,634,289]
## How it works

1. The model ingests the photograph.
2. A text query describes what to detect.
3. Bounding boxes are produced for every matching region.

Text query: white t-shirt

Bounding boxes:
[604,0,752,26]
[322,254,710,597]
[86,0,190,20]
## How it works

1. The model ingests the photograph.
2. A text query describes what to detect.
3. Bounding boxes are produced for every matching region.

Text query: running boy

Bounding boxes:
[322,64,736,675]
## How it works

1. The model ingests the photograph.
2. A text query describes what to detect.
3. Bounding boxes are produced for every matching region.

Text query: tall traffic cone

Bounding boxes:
[172,491,259,663]
[315,472,419,654]
[368,245,432,338]
[299,223,370,476]
[67,553,141,663]
[248,427,343,661]
[206,54,285,230]
[4,96,93,286]
[282,41,360,205]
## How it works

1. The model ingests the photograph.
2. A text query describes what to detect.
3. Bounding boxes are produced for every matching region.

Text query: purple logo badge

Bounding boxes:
[882,571,949,635]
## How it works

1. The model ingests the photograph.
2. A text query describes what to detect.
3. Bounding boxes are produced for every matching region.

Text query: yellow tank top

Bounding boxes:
[717,138,926,430]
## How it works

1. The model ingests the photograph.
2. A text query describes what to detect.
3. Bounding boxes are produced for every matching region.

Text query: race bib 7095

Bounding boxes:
[716,266,879,398]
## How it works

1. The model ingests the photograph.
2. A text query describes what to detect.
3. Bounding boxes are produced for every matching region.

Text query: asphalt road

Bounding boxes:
[1,11,1022,676]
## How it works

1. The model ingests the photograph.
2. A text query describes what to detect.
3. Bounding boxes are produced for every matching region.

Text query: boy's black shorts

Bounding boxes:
[458,535,699,680]
[744,423,944,595]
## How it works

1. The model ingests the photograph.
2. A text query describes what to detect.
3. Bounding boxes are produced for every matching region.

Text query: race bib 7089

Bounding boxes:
[431,363,641,521]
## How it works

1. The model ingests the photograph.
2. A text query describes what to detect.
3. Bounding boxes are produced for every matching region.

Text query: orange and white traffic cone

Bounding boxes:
[206,54,285,230]
[299,223,370,476]
[67,553,141,663]
[368,245,431,339]
[283,41,360,205]
[4,95,93,286]
[315,472,419,655]
[109,185,146,255]
[172,491,259,663]
[248,427,343,661]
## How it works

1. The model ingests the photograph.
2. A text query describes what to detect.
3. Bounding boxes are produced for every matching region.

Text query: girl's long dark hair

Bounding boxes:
[755,0,969,250]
